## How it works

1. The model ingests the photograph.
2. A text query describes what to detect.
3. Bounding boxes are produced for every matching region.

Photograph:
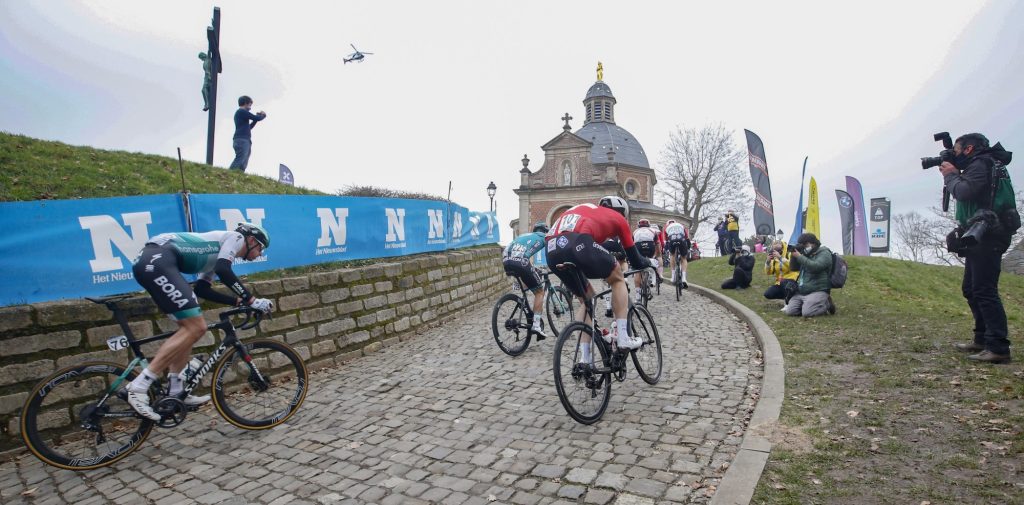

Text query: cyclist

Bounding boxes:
[663,219,691,289]
[631,219,661,304]
[502,222,551,339]
[125,223,275,421]
[546,196,654,355]
[651,223,665,284]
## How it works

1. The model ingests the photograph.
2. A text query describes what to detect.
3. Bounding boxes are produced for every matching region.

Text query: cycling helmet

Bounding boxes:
[532,221,549,234]
[236,223,270,249]
[667,219,676,225]
[637,219,650,228]
[598,195,628,216]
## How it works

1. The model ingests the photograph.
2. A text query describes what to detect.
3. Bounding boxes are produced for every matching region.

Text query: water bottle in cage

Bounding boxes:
[183,355,206,380]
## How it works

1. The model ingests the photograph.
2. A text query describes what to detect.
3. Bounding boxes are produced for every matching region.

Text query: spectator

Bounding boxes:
[784,232,835,317]
[229,95,267,172]
[725,210,741,251]
[714,218,728,256]
[764,241,799,307]
[721,245,754,289]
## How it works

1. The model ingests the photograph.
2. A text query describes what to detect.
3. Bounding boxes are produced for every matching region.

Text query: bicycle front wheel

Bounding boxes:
[212,339,308,430]
[492,293,531,356]
[22,362,154,470]
[553,322,611,424]
[629,304,663,384]
[545,285,574,338]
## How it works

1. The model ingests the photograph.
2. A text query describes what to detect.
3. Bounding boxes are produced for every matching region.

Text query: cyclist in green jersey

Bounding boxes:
[125,224,274,420]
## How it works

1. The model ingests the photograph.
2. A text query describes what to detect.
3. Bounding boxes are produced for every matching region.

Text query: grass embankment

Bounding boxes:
[0,132,324,201]
[687,253,1024,504]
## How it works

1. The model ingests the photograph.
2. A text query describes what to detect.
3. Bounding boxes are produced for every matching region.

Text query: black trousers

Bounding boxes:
[764,280,797,301]
[962,244,1009,354]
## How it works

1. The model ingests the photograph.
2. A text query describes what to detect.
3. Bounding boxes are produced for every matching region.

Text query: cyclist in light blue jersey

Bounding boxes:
[503,222,550,339]
[125,223,274,420]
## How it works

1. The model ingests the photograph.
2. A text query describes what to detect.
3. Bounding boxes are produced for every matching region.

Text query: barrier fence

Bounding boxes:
[0,193,498,306]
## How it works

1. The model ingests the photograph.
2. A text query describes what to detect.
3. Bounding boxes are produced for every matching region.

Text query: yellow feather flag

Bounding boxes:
[805,177,820,237]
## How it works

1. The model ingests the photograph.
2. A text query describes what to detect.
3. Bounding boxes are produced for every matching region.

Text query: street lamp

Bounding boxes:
[486,181,497,212]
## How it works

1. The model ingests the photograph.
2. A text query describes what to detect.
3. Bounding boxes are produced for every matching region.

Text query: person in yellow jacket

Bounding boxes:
[764,241,799,306]
[724,210,741,251]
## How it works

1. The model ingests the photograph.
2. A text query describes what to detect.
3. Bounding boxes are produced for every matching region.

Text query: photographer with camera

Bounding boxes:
[721,244,754,290]
[939,133,1015,364]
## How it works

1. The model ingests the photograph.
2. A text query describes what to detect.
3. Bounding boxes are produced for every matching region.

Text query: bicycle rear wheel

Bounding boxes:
[212,339,308,430]
[22,362,154,470]
[675,263,682,301]
[553,322,611,424]
[545,285,574,338]
[492,293,531,356]
[629,304,663,384]
[639,271,651,308]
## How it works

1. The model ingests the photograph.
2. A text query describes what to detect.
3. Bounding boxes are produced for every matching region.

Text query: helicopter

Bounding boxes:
[343,44,373,64]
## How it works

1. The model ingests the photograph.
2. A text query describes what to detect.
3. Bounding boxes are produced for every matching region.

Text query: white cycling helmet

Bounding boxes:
[598,195,628,216]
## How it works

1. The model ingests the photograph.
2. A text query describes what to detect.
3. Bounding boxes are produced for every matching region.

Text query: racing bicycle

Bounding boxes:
[492,269,574,356]
[551,263,663,424]
[21,294,308,470]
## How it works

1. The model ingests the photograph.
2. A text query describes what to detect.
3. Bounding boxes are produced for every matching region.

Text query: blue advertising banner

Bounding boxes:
[0,194,188,305]
[0,193,498,306]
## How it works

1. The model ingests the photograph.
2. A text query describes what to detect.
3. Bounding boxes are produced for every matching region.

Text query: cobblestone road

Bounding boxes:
[0,287,760,505]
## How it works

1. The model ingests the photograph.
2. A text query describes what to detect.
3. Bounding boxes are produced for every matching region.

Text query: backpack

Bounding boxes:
[830,252,848,289]
[954,152,1020,235]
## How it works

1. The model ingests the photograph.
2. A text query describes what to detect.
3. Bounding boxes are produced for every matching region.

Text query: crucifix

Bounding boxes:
[561,112,573,131]
[204,7,222,165]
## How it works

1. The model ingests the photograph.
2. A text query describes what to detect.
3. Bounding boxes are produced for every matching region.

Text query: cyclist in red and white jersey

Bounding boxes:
[663,219,691,288]
[546,196,654,352]
[631,219,661,304]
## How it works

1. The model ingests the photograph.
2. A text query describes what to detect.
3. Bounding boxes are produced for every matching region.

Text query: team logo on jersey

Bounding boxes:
[556,236,569,249]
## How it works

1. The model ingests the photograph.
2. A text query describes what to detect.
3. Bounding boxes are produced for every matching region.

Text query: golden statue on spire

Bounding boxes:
[597,61,604,81]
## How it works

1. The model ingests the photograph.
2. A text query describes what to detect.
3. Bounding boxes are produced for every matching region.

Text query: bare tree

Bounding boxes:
[657,124,751,237]
[892,211,931,263]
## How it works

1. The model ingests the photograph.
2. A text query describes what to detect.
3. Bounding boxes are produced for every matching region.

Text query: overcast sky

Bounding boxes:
[2,0,1021,251]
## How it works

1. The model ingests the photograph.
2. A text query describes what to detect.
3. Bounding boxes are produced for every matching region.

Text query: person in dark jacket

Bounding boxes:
[714,219,728,256]
[784,233,834,317]
[942,133,1014,364]
[721,245,754,289]
[229,95,267,172]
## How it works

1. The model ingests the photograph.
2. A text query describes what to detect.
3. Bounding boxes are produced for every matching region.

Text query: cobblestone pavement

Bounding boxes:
[0,287,760,505]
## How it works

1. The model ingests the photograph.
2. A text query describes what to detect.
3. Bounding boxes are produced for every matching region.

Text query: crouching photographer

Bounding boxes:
[939,133,1017,364]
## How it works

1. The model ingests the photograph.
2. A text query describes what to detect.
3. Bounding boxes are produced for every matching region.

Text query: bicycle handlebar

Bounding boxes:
[217,306,270,331]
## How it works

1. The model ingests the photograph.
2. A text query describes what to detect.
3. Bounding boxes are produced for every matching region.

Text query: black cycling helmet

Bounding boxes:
[532,221,549,234]
[598,195,628,216]
[236,223,270,249]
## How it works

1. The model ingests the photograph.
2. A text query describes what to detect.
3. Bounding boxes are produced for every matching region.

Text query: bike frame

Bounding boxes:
[94,299,258,409]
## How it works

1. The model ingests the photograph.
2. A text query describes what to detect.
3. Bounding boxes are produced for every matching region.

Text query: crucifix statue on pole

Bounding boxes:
[204,7,222,166]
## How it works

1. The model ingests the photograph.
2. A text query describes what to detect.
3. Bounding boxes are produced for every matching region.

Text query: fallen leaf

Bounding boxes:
[772,482,787,490]
[21,488,37,496]
[847,410,859,418]
[812,478,822,485]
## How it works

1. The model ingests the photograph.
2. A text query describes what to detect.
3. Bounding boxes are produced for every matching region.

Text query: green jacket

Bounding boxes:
[792,245,832,295]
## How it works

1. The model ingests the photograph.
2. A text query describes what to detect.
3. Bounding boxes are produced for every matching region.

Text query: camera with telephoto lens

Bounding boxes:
[961,209,1001,248]
[921,132,955,169]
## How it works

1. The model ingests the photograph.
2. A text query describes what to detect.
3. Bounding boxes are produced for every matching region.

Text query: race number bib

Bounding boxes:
[555,214,581,233]
[106,335,129,352]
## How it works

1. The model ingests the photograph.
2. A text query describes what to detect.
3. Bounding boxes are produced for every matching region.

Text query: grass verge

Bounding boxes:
[687,253,1024,504]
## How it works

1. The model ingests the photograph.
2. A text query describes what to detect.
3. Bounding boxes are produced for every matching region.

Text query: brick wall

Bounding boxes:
[0,246,505,452]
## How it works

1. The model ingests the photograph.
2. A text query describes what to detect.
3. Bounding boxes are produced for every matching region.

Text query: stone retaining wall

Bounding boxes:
[0,245,505,452]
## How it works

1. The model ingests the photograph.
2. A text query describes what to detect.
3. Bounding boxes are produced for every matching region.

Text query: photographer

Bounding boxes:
[721,245,754,289]
[940,133,1013,364]
[764,241,799,307]
[784,233,834,318]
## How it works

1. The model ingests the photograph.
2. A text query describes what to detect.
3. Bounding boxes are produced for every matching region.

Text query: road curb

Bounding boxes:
[687,283,784,505]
